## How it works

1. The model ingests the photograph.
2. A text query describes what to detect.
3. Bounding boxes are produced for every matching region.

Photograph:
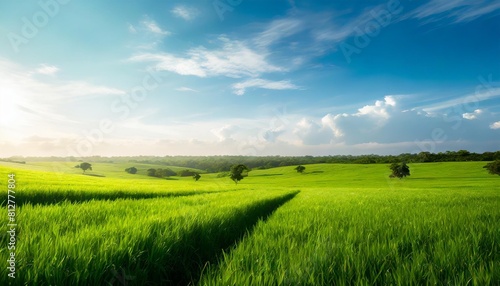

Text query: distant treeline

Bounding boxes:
[3,150,499,173]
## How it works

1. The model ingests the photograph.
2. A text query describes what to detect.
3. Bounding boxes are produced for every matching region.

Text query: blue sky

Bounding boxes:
[0,0,499,157]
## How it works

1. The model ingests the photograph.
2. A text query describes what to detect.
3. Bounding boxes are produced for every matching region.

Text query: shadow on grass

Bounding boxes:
[104,191,300,286]
[1,190,227,207]
[253,173,283,177]
[82,173,106,177]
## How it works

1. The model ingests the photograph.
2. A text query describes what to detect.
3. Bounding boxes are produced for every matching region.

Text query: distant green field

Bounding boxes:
[0,161,498,285]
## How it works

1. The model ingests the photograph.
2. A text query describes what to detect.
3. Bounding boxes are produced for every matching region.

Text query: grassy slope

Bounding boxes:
[0,161,206,179]
[201,162,500,285]
[0,161,498,285]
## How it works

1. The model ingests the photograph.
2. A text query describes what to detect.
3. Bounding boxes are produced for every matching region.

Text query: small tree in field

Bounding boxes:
[193,173,201,181]
[389,162,410,179]
[78,162,92,173]
[125,167,137,174]
[483,160,500,176]
[230,164,249,184]
[295,165,306,173]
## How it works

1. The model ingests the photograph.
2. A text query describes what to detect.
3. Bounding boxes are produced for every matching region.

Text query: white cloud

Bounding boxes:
[176,87,198,92]
[294,117,335,145]
[36,64,59,76]
[142,19,169,36]
[490,121,500,130]
[171,5,200,21]
[462,109,483,120]
[293,96,400,146]
[211,125,240,141]
[232,78,299,95]
[129,37,283,78]
[356,95,397,119]
[321,114,344,137]
[291,94,500,150]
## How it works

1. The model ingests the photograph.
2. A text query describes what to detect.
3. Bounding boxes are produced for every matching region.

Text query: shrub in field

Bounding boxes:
[294,165,306,173]
[483,160,500,175]
[125,167,137,174]
[193,173,201,181]
[389,162,410,179]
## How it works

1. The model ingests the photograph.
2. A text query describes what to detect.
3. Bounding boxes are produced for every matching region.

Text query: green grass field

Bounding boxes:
[0,161,498,285]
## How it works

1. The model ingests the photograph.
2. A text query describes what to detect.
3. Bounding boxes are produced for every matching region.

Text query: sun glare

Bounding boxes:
[0,90,25,128]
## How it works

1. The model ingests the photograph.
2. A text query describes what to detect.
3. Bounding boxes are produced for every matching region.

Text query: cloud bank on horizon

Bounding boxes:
[0,0,499,157]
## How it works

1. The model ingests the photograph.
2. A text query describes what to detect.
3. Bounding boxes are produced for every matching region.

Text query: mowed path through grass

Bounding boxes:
[0,161,498,285]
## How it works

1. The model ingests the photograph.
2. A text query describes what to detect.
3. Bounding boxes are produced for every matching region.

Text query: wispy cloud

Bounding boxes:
[0,58,125,137]
[176,87,198,92]
[142,19,170,36]
[129,36,283,78]
[36,64,59,76]
[128,16,170,50]
[419,88,500,112]
[128,23,137,34]
[171,5,200,21]
[55,82,125,98]
[232,78,299,95]
[313,7,385,43]
[253,18,304,48]
[410,0,500,24]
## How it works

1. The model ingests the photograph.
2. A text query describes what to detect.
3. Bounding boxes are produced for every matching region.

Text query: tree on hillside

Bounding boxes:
[125,167,137,174]
[78,162,92,173]
[147,168,156,177]
[230,164,249,184]
[178,169,197,177]
[193,173,201,181]
[389,162,410,179]
[483,160,500,176]
[295,165,306,173]
[147,168,176,178]
[162,168,177,177]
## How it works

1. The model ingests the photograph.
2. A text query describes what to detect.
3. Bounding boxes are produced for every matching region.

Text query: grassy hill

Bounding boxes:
[0,161,498,285]
[0,160,206,179]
